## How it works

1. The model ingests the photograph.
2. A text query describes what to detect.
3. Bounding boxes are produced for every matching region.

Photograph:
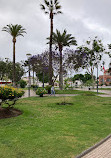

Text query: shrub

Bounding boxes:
[45,85,51,94]
[19,80,27,88]
[36,88,47,97]
[0,86,24,108]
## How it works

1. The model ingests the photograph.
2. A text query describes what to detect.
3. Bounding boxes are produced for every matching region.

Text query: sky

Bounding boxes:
[0,0,111,75]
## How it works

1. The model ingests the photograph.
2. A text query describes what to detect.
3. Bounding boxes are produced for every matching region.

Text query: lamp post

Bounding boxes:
[26,53,32,97]
[5,58,9,85]
[102,61,105,85]
[97,64,99,95]
[43,70,44,88]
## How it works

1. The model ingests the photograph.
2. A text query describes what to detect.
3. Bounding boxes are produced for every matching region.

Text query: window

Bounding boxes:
[106,78,111,82]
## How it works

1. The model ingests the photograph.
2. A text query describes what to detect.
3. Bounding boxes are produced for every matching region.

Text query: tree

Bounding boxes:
[72,74,84,83]
[77,37,105,79]
[72,73,92,84]
[29,56,38,86]
[84,73,92,83]
[29,51,67,86]
[7,62,25,84]
[40,0,62,85]
[0,59,7,80]
[2,24,26,87]
[28,54,49,87]
[48,29,77,89]
[65,48,87,72]
[107,44,111,58]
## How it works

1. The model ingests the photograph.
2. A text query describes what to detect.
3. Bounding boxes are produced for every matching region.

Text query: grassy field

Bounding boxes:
[0,94,111,158]
[55,89,101,95]
[98,88,111,90]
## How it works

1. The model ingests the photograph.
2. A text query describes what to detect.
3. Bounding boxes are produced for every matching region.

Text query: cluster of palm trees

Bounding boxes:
[2,0,77,89]
[41,0,77,89]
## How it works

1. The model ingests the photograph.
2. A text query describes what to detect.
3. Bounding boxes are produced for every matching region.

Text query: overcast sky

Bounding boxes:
[0,0,111,74]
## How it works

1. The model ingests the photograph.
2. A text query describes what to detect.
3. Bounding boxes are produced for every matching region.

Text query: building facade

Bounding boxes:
[99,63,111,86]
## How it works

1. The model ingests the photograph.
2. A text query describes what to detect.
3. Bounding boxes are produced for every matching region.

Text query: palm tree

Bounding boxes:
[50,29,77,89]
[40,0,62,85]
[2,24,26,87]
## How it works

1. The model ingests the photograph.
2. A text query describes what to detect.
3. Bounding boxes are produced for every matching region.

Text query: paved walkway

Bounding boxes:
[22,89,111,98]
[76,135,111,158]
[22,90,78,98]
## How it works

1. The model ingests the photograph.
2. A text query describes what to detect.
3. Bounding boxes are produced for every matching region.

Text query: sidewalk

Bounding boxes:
[22,89,111,98]
[22,90,78,98]
[76,135,111,158]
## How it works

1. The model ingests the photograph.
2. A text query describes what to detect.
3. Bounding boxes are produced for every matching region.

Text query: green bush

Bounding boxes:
[0,86,24,107]
[45,85,51,94]
[19,80,27,88]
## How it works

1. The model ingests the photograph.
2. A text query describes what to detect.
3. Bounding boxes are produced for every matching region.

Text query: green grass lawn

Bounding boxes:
[55,89,100,95]
[98,88,111,90]
[0,94,111,158]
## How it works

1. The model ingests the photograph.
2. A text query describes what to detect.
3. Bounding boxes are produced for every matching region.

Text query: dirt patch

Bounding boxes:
[57,102,73,105]
[0,107,22,119]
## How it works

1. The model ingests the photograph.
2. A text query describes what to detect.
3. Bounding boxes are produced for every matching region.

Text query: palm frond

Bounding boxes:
[40,4,46,10]
[55,5,61,10]
[57,11,62,14]
[50,0,53,5]
[41,0,62,15]
[51,29,77,49]
[45,11,49,14]
[54,0,58,4]
[44,0,50,7]
[2,24,26,38]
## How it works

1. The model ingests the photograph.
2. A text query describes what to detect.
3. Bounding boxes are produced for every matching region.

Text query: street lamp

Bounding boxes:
[26,53,32,97]
[102,61,105,85]
[97,64,99,95]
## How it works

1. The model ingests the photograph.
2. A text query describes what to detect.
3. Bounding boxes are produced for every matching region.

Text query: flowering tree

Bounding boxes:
[0,86,24,108]
[29,51,67,85]
[78,37,106,79]
[67,37,105,79]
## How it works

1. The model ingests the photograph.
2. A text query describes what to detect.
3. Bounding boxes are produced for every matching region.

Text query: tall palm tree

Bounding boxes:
[40,0,62,85]
[50,29,77,89]
[2,24,26,87]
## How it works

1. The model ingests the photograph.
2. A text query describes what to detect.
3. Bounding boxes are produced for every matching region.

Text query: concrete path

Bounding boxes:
[22,90,78,98]
[22,89,111,98]
[22,90,36,98]
[76,135,111,158]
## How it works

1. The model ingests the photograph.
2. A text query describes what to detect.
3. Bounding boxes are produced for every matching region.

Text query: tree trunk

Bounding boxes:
[49,12,53,86]
[91,66,94,89]
[13,38,16,87]
[33,65,34,85]
[59,48,63,90]
[91,67,93,79]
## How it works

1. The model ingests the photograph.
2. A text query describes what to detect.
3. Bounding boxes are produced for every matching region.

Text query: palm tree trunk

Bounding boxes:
[59,48,63,90]
[13,38,16,87]
[49,12,53,85]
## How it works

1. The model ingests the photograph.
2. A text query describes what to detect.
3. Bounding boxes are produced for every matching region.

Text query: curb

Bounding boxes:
[75,134,111,158]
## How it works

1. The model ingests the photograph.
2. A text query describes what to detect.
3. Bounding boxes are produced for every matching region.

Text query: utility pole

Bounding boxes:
[26,54,32,97]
